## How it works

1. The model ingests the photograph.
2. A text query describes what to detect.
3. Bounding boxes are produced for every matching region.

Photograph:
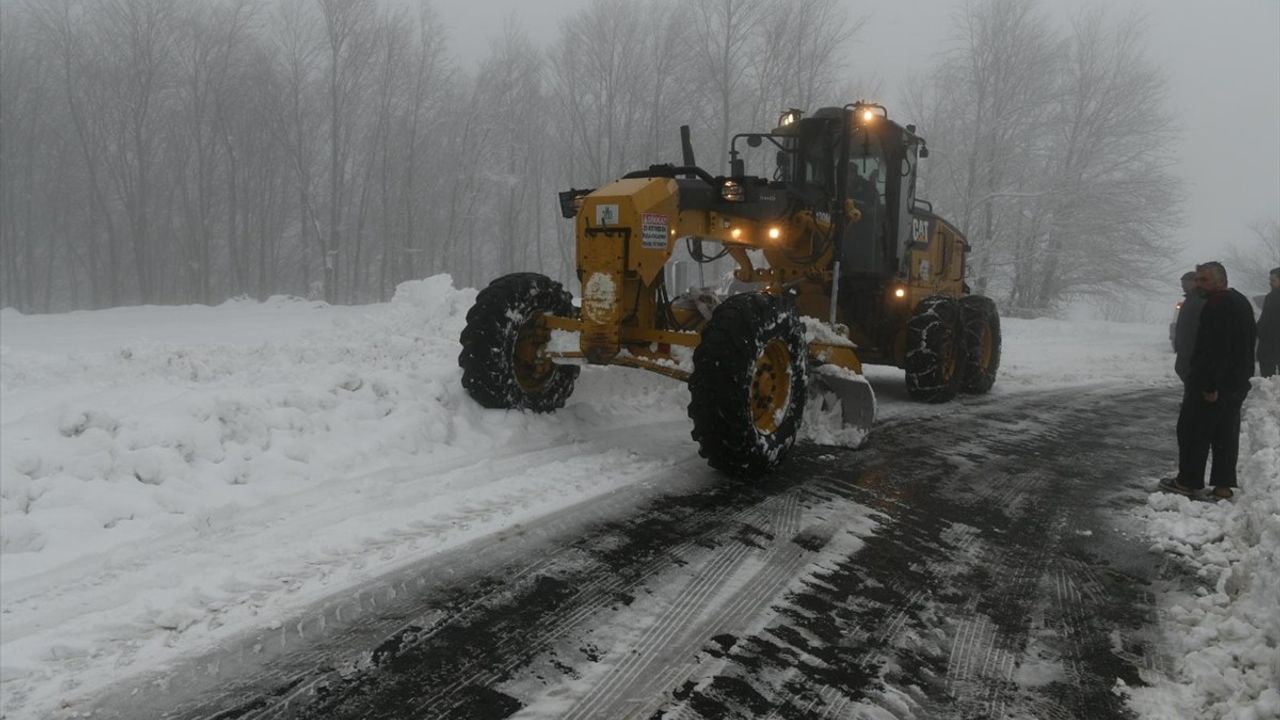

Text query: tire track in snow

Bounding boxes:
[83,422,705,720]
[574,492,811,719]
[422,496,781,718]
[665,387,1168,719]
[559,494,800,720]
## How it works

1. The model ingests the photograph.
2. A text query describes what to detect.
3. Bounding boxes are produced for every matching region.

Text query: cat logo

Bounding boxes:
[912,217,929,244]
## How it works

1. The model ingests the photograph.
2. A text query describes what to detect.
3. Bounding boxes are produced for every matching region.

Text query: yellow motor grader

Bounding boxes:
[459,102,1001,476]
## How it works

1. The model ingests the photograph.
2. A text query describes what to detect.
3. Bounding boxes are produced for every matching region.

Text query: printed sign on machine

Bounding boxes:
[641,213,669,250]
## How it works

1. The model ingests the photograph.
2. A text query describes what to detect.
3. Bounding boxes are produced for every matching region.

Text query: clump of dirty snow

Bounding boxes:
[800,317,855,348]
[1123,376,1280,720]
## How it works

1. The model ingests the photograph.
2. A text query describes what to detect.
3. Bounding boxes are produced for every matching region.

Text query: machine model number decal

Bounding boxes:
[595,204,619,226]
[641,213,669,249]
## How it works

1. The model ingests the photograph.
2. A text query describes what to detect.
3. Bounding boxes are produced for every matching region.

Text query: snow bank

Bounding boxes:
[1,277,475,580]
[0,277,688,582]
[1125,377,1280,720]
[0,275,692,718]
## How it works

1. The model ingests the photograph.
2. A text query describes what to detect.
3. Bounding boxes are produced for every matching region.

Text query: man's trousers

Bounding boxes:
[1176,387,1247,489]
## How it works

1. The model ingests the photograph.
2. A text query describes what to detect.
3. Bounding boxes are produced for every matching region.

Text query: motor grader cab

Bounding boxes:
[767,104,1002,401]
[459,102,1000,476]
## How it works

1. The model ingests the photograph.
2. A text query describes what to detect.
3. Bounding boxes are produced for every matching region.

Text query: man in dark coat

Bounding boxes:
[1174,271,1205,381]
[1257,267,1280,377]
[1159,262,1257,500]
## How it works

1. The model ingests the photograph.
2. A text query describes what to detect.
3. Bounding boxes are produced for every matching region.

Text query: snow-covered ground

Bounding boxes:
[1,275,1275,719]
[1125,377,1280,720]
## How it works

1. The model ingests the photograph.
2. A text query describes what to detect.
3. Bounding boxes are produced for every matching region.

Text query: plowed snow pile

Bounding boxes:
[1126,377,1280,720]
[0,275,692,718]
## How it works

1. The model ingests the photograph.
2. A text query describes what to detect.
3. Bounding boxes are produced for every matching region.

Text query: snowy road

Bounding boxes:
[85,384,1175,719]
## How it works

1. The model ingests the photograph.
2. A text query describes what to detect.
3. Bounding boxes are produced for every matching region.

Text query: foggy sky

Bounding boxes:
[440,0,1280,279]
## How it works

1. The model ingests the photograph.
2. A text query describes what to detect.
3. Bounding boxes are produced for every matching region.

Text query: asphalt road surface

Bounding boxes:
[92,385,1178,720]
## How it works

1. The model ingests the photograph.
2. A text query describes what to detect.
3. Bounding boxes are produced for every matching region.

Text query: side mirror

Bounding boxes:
[919,145,929,159]
[746,134,763,148]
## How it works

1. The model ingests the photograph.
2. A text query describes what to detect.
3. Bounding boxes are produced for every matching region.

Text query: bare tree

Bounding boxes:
[0,8,50,311]
[690,0,766,173]
[314,0,375,303]
[270,0,324,298]
[471,21,546,277]
[171,0,255,302]
[27,0,127,307]
[1225,218,1280,297]
[549,0,652,185]
[911,0,1059,299]
[389,2,450,294]
[222,43,294,300]
[1011,7,1182,309]
[97,0,177,304]
[747,0,864,129]
[905,0,1180,312]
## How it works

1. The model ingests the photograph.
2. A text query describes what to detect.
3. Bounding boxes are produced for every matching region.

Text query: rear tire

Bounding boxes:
[959,295,1001,394]
[904,295,963,403]
[688,293,808,477]
[459,273,579,412]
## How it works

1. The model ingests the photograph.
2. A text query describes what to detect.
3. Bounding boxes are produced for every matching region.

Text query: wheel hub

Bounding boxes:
[979,323,994,369]
[514,315,554,392]
[750,339,792,434]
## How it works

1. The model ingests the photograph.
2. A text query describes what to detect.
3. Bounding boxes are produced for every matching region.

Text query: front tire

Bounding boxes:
[959,295,1001,394]
[904,295,964,403]
[688,293,808,477]
[459,273,579,412]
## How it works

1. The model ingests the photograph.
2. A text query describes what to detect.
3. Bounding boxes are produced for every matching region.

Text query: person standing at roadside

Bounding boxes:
[1257,267,1280,377]
[1174,270,1205,382]
[1159,262,1257,500]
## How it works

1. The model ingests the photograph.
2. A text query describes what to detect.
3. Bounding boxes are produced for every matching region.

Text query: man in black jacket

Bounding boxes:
[1159,261,1257,500]
[1257,267,1280,377]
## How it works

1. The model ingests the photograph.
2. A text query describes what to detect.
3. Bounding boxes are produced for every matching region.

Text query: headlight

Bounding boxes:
[862,109,875,122]
[721,180,743,202]
[778,109,801,127]
[767,226,782,241]
[893,286,907,299]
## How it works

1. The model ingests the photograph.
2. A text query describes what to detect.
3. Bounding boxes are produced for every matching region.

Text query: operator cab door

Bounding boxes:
[842,118,911,277]
[789,119,839,206]
[842,125,888,274]
[843,119,922,280]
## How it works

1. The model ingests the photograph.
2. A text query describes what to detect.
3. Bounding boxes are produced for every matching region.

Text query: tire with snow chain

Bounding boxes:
[688,292,808,477]
[459,273,579,412]
[904,295,964,403]
[959,295,1001,394]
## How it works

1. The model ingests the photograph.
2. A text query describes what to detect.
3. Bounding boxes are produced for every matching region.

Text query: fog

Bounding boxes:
[442,0,1280,285]
[2,0,1277,314]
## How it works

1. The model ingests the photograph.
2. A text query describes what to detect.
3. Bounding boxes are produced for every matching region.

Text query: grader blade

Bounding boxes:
[808,366,877,443]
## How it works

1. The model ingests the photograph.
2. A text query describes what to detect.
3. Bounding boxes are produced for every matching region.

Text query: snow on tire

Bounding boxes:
[959,295,1001,395]
[458,272,579,412]
[904,295,964,403]
[688,292,808,477]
